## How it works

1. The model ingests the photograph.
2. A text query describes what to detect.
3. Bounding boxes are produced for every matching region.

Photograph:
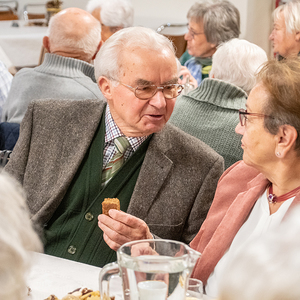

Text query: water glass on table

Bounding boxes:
[186,278,203,300]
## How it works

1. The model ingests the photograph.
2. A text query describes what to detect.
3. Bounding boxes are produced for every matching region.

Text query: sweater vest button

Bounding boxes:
[85,212,94,221]
[68,245,76,255]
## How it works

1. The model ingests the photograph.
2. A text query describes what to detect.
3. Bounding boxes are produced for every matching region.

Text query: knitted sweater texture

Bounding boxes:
[169,78,247,169]
[2,53,103,123]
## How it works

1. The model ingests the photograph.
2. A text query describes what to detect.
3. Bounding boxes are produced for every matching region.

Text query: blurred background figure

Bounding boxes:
[100,0,134,42]
[270,0,300,59]
[0,170,42,300]
[0,60,12,120]
[2,7,103,124]
[86,0,105,21]
[170,39,267,169]
[218,205,300,300]
[180,0,240,86]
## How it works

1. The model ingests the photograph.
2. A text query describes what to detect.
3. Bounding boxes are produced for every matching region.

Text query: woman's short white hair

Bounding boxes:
[48,9,101,59]
[94,27,176,81]
[273,0,300,34]
[100,0,134,28]
[218,205,300,300]
[0,170,42,300]
[187,0,240,46]
[210,38,267,94]
[86,0,105,13]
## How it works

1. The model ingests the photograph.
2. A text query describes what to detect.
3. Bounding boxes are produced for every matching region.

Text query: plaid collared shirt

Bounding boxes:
[103,105,148,168]
[0,61,13,118]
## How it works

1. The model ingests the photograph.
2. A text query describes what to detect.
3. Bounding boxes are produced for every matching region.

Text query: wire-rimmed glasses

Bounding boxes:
[115,81,184,100]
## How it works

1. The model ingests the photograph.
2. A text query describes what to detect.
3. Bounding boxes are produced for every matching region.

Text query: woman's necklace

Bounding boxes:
[268,183,300,204]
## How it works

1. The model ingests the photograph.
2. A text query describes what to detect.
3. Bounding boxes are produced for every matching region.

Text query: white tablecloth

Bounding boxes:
[27,252,210,300]
[27,252,102,300]
[0,20,47,68]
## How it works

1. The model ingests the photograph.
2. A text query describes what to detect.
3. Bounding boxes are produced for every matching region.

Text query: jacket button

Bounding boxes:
[85,212,94,221]
[68,245,76,255]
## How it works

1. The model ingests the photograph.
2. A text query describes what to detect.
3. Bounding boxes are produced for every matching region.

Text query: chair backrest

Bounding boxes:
[156,23,188,58]
[0,0,18,20]
[23,3,46,20]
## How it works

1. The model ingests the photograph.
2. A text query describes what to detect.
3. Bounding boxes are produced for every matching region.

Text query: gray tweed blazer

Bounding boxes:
[5,99,224,245]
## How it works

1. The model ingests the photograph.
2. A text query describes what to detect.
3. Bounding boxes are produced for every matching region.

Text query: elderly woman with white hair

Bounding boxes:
[170,38,267,169]
[270,0,300,59]
[180,0,240,86]
[0,170,42,299]
[86,0,133,42]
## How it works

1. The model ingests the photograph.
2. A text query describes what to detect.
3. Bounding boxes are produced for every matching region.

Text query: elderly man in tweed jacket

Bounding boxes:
[5,27,223,267]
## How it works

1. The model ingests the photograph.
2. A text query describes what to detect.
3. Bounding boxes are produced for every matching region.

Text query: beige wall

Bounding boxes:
[12,0,275,54]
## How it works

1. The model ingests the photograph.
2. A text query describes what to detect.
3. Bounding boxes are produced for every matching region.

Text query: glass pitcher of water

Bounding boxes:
[99,239,201,300]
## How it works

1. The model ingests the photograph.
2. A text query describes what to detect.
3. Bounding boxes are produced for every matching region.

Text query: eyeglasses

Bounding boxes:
[187,25,205,39]
[113,81,184,100]
[238,109,272,126]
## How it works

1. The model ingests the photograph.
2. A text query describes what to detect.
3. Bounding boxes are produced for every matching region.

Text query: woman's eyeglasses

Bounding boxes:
[238,109,272,126]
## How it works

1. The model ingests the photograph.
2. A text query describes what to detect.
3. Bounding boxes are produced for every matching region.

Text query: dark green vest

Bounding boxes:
[44,110,152,267]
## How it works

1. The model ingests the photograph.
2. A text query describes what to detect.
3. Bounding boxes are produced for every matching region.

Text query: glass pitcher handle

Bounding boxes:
[99,261,121,300]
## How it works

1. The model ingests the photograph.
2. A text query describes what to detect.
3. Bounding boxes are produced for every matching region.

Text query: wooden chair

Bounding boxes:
[156,23,188,58]
[0,0,18,20]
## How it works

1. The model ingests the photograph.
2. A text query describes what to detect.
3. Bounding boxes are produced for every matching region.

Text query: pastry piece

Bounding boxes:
[45,296,59,300]
[102,198,120,216]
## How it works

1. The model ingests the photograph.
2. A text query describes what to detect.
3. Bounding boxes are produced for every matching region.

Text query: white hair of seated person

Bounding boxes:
[47,8,101,61]
[100,0,134,28]
[210,38,268,94]
[86,0,105,14]
[0,170,42,300]
[94,27,176,81]
[273,0,300,34]
[218,205,300,300]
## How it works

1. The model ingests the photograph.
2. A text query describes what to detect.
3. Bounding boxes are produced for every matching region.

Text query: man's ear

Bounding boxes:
[98,76,114,100]
[275,124,298,157]
[295,31,300,42]
[43,36,51,52]
[92,41,103,60]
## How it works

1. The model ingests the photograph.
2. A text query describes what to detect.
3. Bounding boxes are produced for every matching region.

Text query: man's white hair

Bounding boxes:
[0,170,42,300]
[94,27,176,81]
[210,38,267,94]
[48,9,101,59]
[100,0,134,28]
[219,205,300,300]
[273,0,300,34]
[86,0,105,13]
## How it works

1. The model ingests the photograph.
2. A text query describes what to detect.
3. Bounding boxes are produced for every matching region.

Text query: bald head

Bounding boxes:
[44,8,101,63]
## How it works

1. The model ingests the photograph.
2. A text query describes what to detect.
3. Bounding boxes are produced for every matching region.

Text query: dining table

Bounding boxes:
[27,252,210,300]
[27,252,123,300]
[0,19,48,68]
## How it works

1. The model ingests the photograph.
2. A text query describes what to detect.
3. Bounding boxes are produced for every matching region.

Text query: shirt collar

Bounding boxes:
[104,104,149,151]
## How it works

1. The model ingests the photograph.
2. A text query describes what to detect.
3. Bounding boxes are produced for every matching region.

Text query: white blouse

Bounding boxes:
[205,189,294,299]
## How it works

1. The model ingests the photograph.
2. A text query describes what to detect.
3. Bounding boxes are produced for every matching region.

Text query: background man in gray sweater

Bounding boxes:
[2,7,103,124]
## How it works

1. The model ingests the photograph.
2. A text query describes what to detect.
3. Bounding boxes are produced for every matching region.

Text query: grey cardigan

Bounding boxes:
[5,99,224,244]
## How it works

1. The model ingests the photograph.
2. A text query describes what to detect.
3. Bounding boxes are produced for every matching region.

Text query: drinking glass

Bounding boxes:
[186,278,203,300]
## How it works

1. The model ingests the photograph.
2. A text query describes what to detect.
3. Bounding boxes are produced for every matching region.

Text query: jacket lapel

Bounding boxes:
[127,126,173,220]
[32,101,106,224]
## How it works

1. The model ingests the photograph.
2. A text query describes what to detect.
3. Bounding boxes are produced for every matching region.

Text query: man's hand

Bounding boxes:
[98,210,153,251]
